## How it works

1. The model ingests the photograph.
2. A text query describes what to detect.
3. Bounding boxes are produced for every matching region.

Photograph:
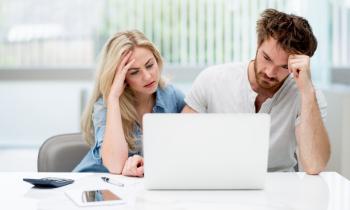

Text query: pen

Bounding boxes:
[101,177,125,187]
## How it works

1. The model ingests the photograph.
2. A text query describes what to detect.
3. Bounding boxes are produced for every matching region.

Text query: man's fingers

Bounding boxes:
[289,62,305,78]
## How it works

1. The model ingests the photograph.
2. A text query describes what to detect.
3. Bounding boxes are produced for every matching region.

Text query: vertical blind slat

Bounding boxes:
[189,0,197,64]
[224,0,232,62]
[341,7,348,66]
[233,0,240,61]
[180,0,188,64]
[206,0,214,64]
[333,4,339,65]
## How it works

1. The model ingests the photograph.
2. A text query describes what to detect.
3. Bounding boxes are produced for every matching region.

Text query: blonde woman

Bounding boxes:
[74,30,185,176]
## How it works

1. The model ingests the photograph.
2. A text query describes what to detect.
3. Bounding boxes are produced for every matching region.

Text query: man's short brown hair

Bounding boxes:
[257,9,317,57]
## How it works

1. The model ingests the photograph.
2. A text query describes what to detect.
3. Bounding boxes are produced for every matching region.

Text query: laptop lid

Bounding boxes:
[143,113,270,190]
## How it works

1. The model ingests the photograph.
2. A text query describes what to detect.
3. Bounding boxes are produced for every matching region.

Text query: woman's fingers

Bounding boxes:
[130,155,142,175]
[136,156,144,177]
[121,59,135,75]
[108,57,135,101]
[136,166,144,177]
[121,155,144,177]
[122,155,144,177]
[117,51,132,71]
[132,155,144,177]
[115,58,135,87]
[114,56,135,81]
[112,51,132,82]
[124,157,132,176]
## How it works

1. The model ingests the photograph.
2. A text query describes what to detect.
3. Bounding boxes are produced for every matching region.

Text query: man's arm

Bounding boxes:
[181,105,198,113]
[295,90,330,175]
[289,55,330,175]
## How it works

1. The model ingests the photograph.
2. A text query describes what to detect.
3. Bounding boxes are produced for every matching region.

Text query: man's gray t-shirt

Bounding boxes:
[185,62,327,172]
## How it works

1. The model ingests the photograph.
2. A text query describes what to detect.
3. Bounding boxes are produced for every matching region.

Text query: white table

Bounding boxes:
[1,172,349,210]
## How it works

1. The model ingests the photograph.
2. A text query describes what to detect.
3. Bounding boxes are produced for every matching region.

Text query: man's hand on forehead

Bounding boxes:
[288,54,314,93]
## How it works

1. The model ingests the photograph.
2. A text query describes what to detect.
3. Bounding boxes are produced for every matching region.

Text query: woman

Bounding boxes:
[74,30,185,177]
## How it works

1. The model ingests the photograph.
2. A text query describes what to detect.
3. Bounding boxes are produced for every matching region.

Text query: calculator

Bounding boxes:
[23,177,74,188]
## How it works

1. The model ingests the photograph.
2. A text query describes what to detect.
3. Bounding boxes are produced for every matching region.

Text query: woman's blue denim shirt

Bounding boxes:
[73,84,185,172]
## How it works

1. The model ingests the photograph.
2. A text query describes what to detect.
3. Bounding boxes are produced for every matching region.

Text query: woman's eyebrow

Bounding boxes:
[145,58,153,65]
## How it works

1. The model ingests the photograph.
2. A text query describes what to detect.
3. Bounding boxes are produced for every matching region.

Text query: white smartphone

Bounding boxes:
[82,189,121,202]
[66,189,126,206]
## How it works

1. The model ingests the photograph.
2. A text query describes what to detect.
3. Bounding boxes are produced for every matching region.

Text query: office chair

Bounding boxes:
[37,133,90,172]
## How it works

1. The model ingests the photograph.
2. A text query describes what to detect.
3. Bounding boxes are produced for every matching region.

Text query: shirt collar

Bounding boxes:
[270,74,293,100]
[153,87,166,111]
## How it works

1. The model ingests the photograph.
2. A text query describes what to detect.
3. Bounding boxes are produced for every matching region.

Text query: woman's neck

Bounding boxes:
[135,93,155,107]
[135,93,156,124]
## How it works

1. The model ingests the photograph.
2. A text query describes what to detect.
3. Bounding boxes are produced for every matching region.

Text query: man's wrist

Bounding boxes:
[300,86,316,103]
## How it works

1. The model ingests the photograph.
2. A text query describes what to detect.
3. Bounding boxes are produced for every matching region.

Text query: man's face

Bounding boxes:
[254,38,290,91]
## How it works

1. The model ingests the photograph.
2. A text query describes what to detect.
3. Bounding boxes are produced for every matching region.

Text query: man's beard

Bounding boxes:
[254,58,283,92]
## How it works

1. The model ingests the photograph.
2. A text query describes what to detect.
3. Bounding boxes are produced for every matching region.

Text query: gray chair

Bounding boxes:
[38,133,90,172]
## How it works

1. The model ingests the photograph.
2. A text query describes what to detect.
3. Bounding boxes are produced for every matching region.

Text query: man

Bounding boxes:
[182,9,330,174]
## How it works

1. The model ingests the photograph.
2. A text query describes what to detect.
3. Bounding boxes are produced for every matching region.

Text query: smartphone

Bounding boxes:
[66,188,126,206]
[82,189,122,203]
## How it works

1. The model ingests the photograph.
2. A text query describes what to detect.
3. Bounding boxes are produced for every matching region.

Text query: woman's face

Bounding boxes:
[125,47,160,96]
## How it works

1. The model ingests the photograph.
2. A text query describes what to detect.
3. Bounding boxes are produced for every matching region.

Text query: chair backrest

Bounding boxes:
[38,133,90,172]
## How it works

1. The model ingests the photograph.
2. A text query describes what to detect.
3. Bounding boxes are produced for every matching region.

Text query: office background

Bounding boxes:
[0,0,349,178]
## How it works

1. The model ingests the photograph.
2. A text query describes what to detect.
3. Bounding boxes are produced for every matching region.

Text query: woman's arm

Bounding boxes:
[101,100,129,174]
[101,51,135,174]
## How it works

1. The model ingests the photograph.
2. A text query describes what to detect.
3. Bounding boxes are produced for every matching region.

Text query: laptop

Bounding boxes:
[143,113,270,190]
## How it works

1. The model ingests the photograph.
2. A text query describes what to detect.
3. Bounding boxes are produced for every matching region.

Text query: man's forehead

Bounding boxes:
[260,39,289,64]
[261,38,288,54]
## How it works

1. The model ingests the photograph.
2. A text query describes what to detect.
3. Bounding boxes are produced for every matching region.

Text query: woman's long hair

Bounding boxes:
[81,30,166,149]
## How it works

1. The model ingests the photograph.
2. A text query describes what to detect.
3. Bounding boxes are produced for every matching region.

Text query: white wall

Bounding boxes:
[0,81,91,147]
[323,86,350,179]
[0,81,93,171]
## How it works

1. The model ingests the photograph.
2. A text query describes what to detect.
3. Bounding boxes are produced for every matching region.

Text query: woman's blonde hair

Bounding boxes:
[82,30,166,149]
